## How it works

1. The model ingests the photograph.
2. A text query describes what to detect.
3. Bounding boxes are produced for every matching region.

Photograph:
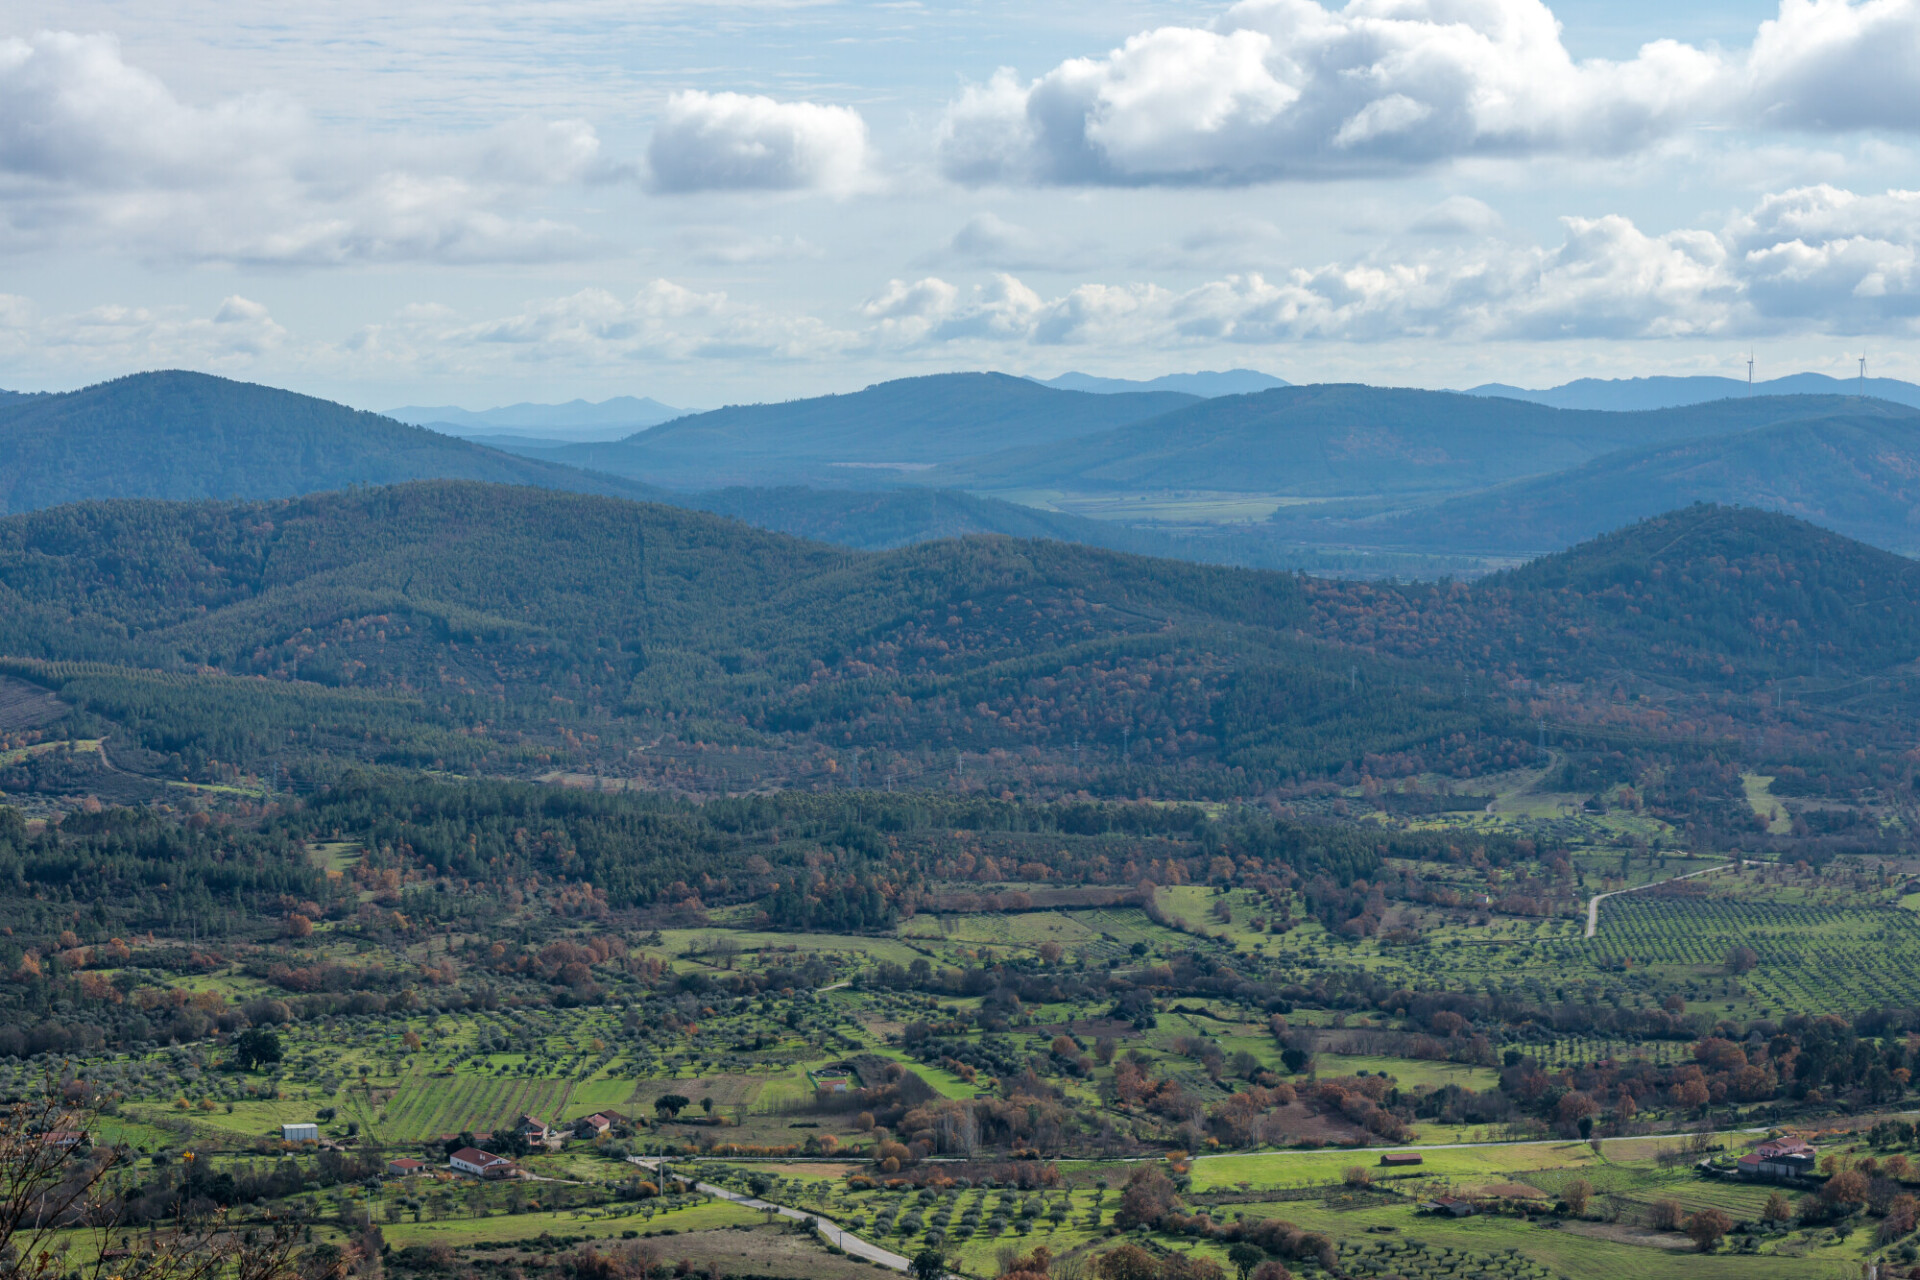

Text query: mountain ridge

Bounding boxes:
[1037,369,1290,396]
[929,385,1912,496]
[1469,372,1920,412]
[539,372,1201,488]
[0,370,677,515]
[1272,411,1920,557]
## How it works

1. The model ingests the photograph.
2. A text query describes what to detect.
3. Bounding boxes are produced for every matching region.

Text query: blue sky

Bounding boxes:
[2,0,1916,409]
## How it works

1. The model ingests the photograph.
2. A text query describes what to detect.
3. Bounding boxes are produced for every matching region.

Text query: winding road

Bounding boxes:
[1585,859,1742,938]
[629,1157,913,1271]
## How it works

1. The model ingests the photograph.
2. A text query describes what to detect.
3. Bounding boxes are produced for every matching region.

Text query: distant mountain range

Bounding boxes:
[1469,372,1920,412]
[15,368,1920,578]
[929,385,1891,496]
[1278,407,1920,557]
[1035,369,1290,396]
[533,372,1199,488]
[384,394,687,441]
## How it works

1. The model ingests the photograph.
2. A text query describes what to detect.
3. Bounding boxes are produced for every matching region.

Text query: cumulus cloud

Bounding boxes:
[646,91,872,194]
[875,184,1920,347]
[937,0,1920,186]
[0,293,287,369]
[11,183,1920,382]
[0,30,605,264]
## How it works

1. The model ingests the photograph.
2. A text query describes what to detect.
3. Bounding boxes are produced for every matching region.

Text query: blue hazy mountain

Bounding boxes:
[385,394,688,441]
[933,385,1893,496]
[538,372,1200,488]
[1038,369,1290,396]
[1269,406,1920,557]
[1470,372,1920,412]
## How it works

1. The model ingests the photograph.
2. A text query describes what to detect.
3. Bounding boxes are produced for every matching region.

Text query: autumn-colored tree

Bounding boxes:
[1822,1168,1870,1209]
[1670,1077,1710,1109]
[1114,1165,1181,1229]
[1686,1208,1733,1252]
[1562,1179,1592,1216]
[1094,1245,1160,1280]
[1651,1199,1684,1231]
[1762,1190,1792,1223]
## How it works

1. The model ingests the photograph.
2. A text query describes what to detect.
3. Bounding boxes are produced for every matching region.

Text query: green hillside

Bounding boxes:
[1304,504,1920,689]
[933,385,1915,496]
[0,482,1502,792]
[0,370,673,514]
[1281,413,1920,556]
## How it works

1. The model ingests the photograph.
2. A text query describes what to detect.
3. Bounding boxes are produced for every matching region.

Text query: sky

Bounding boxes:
[2,0,1918,410]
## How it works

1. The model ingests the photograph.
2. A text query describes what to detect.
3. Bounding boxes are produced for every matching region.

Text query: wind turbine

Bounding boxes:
[1746,350,1754,391]
[1859,354,1868,386]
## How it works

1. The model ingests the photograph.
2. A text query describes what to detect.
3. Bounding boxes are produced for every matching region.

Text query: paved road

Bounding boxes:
[630,1158,912,1271]
[1193,1126,1763,1163]
[1585,860,1740,938]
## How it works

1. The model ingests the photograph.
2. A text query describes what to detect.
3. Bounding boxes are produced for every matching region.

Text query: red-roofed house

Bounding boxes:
[449,1148,514,1179]
[387,1158,425,1176]
[1736,1137,1816,1182]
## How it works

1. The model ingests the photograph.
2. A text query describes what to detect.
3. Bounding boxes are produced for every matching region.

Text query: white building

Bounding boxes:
[281,1123,319,1143]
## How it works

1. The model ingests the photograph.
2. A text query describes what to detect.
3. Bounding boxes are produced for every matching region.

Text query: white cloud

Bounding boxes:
[673,228,824,265]
[0,31,605,265]
[9,183,1920,385]
[873,185,1920,346]
[919,212,1095,270]
[646,91,872,194]
[1744,0,1920,132]
[348,282,861,373]
[937,0,1920,187]
[0,293,286,368]
[1408,196,1505,236]
[1731,185,1920,322]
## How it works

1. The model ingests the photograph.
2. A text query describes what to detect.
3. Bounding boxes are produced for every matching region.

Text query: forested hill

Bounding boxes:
[0,481,1498,792]
[0,370,675,514]
[538,372,1199,488]
[1303,505,1920,689]
[4,486,1919,799]
[931,385,1917,496]
[1276,413,1920,557]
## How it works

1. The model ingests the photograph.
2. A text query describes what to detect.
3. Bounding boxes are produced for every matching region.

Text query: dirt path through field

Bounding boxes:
[1585,860,1741,938]
[630,1157,912,1272]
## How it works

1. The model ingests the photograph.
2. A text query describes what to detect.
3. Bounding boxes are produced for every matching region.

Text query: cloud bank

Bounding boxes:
[0,31,605,264]
[938,0,1920,186]
[15,181,1913,382]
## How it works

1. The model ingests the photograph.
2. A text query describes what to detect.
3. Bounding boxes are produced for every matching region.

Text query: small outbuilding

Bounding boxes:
[281,1123,319,1144]
[387,1158,425,1176]
[1379,1153,1424,1167]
